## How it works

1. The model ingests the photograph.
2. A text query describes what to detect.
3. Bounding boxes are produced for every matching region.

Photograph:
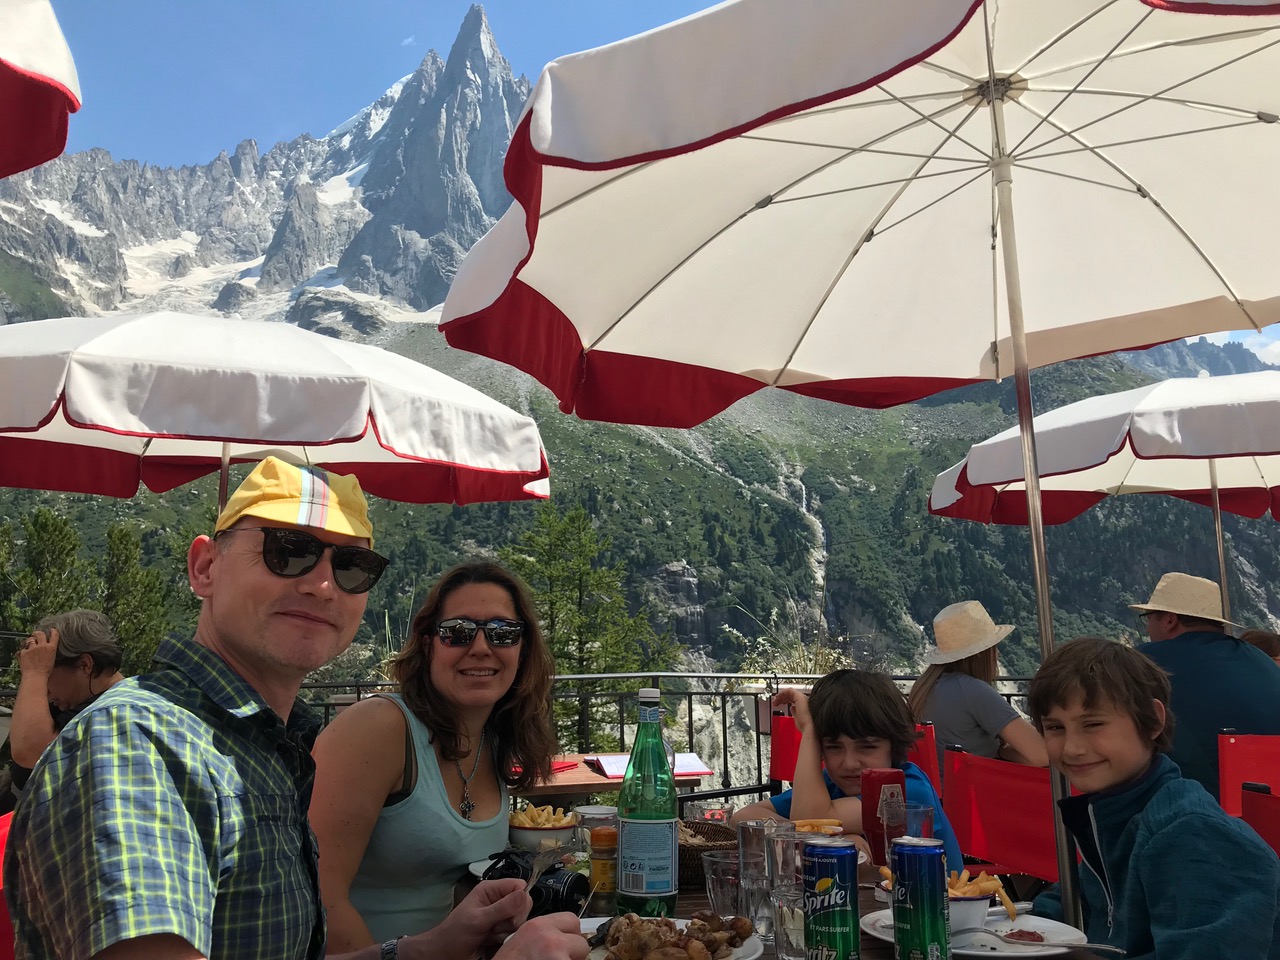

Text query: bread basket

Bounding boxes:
[677,819,737,889]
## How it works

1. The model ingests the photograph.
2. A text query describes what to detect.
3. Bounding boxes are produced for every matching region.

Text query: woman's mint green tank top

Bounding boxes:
[348,694,508,940]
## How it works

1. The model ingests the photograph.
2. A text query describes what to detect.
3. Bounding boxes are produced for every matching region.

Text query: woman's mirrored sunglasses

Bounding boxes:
[217,526,388,594]
[436,618,524,647]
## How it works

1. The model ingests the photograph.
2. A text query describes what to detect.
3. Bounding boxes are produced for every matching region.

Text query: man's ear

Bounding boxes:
[77,654,94,675]
[188,535,219,599]
[1150,698,1167,742]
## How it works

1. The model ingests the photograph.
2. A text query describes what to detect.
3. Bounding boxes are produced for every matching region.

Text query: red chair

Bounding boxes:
[906,722,943,798]
[769,713,802,783]
[1219,732,1280,816]
[0,811,14,960]
[942,747,1061,881]
[1241,782,1280,856]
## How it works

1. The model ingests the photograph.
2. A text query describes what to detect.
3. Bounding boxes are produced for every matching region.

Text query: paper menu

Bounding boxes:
[583,752,713,779]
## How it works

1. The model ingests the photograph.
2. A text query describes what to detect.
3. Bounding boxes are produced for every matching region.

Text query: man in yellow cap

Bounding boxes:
[1133,571,1280,801]
[3,458,586,960]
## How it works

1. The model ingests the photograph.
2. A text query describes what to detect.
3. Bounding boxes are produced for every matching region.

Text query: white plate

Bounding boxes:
[861,908,1088,956]
[581,917,764,960]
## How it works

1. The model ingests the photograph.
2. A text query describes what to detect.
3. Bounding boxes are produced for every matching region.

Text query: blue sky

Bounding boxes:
[54,1,709,167]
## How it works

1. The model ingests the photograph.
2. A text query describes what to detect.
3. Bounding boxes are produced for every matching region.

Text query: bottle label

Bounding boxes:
[616,818,678,896]
[590,855,617,894]
[637,704,662,723]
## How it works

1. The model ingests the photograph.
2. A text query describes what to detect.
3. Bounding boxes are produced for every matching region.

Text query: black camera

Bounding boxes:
[480,850,590,918]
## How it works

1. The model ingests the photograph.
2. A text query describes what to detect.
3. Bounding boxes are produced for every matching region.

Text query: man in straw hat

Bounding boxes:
[1133,571,1280,801]
[907,601,1047,769]
[3,458,585,960]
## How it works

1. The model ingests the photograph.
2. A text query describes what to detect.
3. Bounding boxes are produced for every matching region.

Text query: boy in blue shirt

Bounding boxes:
[732,669,961,870]
[1030,637,1280,959]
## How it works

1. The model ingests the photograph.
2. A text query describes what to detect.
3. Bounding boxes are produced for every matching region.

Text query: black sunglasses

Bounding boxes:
[217,526,388,595]
[436,618,524,647]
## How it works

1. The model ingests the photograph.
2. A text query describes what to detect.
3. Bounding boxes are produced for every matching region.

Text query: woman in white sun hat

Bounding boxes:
[907,601,1048,770]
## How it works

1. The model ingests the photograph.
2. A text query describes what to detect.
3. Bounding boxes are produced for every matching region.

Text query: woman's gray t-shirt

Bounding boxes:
[921,672,1018,766]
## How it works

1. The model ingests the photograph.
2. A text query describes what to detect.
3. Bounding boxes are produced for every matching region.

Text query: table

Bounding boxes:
[674,886,1106,959]
[515,753,706,799]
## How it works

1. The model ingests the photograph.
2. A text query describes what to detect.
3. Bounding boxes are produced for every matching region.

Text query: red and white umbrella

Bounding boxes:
[0,313,550,505]
[929,369,1280,618]
[1,0,81,179]
[439,0,1280,905]
[441,0,1280,428]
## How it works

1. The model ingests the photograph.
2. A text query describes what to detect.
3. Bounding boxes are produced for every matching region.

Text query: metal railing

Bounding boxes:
[295,670,1035,804]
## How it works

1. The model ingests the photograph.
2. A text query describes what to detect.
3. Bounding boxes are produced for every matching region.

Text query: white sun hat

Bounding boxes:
[1128,572,1235,625]
[925,601,1015,665]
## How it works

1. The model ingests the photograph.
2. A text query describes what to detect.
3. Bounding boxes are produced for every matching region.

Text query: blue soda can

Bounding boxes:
[889,836,950,960]
[802,837,859,960]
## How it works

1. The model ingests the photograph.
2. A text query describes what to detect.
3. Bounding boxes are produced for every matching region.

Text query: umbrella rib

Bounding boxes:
[876,83,991,160]
[1021,88,1263,121]
[542,162,656,219]
[587,104,982,352]
[1016,24,1280,83]
[1016,33,1280,158]
[1013,163,1137,194]
[1009,9,1154,157]
[742,135,980,166]
[1008,97,1263,331]
[770,164,989,205]
[869,170,989,237]
[1019,118,1260,163]
[1009,0,1129,79]
[779,86,969,118]
[767,107,988,386]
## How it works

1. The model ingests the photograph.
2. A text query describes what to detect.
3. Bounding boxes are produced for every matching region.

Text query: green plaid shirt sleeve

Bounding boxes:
[9,700,219,959]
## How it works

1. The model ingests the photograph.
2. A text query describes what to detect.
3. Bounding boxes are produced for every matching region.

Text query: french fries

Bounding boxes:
[509,803,577,828]
[878,865,894,889]
[794,818,844,835]
[947,869,1017,921]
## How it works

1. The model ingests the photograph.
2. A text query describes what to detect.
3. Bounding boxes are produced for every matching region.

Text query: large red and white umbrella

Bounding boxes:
[439,0,1280,905]
[929,369,1280,618]
[1,0,81,179]
[442,0,1280,428]
[0,313,550,505]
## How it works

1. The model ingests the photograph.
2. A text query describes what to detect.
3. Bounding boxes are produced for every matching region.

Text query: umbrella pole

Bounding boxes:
[1209,460,1232,623]
[218,442,231,513]
[992,140,1082,925]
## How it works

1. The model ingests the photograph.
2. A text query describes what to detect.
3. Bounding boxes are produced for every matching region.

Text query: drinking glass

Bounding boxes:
[767,832,818,886]
[737,818,795,942]
[905,801,934,838]
[702,851,760,918]
[770,883,806,960]
[685,800,735,824]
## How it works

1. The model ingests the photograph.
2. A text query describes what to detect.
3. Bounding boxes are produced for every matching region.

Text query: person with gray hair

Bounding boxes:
[5,609,125,809]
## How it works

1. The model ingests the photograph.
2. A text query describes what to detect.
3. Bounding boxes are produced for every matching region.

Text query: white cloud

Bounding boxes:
[400,35,416,47]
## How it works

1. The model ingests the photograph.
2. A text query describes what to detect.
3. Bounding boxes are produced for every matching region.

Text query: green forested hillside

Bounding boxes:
[1,327,1275,677]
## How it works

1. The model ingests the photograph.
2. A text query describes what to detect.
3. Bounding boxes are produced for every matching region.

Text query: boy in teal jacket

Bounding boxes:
[1029,637,1280,959]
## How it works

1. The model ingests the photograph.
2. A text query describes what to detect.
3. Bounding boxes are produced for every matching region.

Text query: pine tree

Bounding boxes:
[101,524,171,675]
[501,503,681,752]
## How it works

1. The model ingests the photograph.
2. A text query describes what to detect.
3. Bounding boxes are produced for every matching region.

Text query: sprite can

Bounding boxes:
[889,836,950,960]
[802,837,859,960]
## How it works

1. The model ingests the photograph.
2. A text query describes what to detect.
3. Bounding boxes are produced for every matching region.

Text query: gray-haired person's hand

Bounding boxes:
[19,628,59,679]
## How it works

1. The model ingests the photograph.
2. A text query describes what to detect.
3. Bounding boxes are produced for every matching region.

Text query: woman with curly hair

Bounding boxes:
[310,561,557,951]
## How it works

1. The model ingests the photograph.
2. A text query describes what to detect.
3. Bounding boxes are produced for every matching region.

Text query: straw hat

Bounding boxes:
[925,601,1015,665]
[1128,572,1232,624]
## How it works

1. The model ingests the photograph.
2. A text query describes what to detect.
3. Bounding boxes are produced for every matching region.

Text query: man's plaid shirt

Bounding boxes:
[3,638,326,960]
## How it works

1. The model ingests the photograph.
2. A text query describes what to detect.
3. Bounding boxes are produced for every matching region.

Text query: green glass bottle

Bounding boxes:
[615,687,679,916]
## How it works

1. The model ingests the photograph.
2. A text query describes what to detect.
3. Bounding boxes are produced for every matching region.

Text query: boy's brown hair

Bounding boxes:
[809,669,918,766]
[1027,637,1175,751]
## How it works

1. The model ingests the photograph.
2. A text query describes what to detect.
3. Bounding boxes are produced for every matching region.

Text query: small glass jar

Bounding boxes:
[588,825,618,916]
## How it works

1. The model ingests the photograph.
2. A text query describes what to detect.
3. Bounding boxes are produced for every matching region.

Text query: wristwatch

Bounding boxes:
[380,936,406,959]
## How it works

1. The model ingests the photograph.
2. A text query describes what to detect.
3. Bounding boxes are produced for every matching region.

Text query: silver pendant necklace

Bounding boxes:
[454,729,486,820]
